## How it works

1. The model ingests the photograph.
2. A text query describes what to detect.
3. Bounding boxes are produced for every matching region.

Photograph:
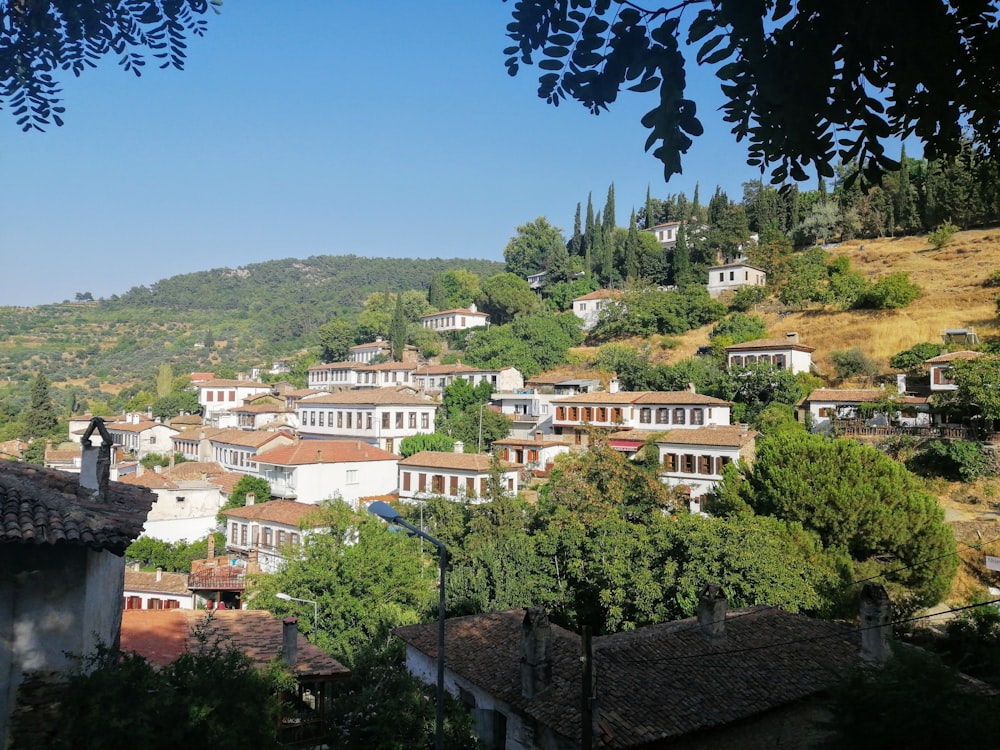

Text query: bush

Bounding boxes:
[890,342,944,371]
[853,273,921,309]
[928,220,959,250]
[907,440,992,482]
[830,348,880,380]
[729,284,767,311]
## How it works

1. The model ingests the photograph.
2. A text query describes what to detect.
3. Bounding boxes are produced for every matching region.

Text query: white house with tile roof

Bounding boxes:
[123,567,196,610]
[707,261,767,297]
[103,414,179,459]
[491,437,571,473]
[196,379,274,420]
[803,388,932,432]
[348,339,392,363]
[421,304,490,332]
[307,362,361,390]
[412,364,524,393]
[925,350,986,391]
[203,429,296,474]
[644,220,682,248]
[231,400,294,431]
[656,425,757,508]
[725,333,815,375]
[297,389,438,453]
[552,390,732,444]
[571,289,622,330]
[397,450,520,503]
[221,499,327,574]
[251,440,399,507]
[355,361,419,389]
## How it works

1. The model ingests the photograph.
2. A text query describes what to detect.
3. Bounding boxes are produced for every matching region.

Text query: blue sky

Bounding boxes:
[2,2,770,307]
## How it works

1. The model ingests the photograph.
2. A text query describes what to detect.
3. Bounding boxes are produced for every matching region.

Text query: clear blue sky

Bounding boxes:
[1,1,770,307]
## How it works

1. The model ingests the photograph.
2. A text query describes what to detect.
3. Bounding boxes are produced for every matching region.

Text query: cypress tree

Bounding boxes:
[893,145,920,233]
[583,193,596,268]
[624,211,641,281]
[569,202,583,257]
[389,293,406,361]
[603,183,616,235]
[672,223,693,288]
[692,182,701,221]
[26,372,58,440]
[645,185,656,229]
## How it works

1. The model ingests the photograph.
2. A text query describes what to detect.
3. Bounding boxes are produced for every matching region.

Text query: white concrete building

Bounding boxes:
[196,379,273,420]
[420,304,490,332]
[355,361,418,389]
[348,339,392,363]
[297,390,438,454]
[412,364,524,394]
[221,499,325,574]
[489,389,560,438]
[571,289,621,331]
[644,221,682,248]
[926,350,985,392]
[252,439,399,507]
[104,414,179,459]
[725,333,815,375]
[656,425,757,510]
[397,450,520,503]
[707,261,767,298]
[803,388,932,432]
[123,567,196,610]
[491,437,571,473]
[307,362,360,390]
[204,429,296,474]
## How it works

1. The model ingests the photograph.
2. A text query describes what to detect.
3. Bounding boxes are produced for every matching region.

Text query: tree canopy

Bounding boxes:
[504,0,1000,185]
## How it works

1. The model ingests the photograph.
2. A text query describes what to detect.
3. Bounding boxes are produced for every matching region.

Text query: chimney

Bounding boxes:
[469,302,477,313]
[80,417,112,502]
[896,373,907,393]
[859,583,892,662]
[207,534,216,560]
[785,331,800,344]
[608,378,620,394]
[155,567,163,582]
[453,441,464,453]
[316,449,323,463]
[687,382,697,393]
[521,607,552,699]
[245,492,255,506]
[697,583,727,642]
[282,617,299,668]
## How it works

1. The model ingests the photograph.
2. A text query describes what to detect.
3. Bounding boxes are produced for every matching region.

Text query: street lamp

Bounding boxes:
[275,592,318,634]
[367,500,448,750]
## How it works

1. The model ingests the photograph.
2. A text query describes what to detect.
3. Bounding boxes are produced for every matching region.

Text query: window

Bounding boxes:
[691,408,704,425]
[569,407,579,421]
[346,469,358,484]
[402,472,411,491]
[240,524,248,545]
[699,455,713,474]
[450,476,459,495]
[582,407,593,421]
[729,271,735,281]
[527,449,539,462]
[639,408,652,424]
[395,411,404,429]
[206,391,214,402]
[382,412,390,429]
[367,413,374,430]
[682,454,696,473]
[264,527,273,548]
[278,530,287,546]
[663,453,677,471]
[176,495,185,503]
[229,391,236,401]
[480,477,488,495]
[596,407,607,422]
[556,406,566,420]
[309,411,316,426]
[719,272,725,282]
[656,408,669,424]
[466,477,475,495]
[409,412,417,428]
[149,435,156,444]
[346,411,353,429]
[148,598,163,610]
[612,408,623,422]
[337,411,343,428]
[673,408,686,425]
[431,475,444,493]
[290,533,299,545]
[421,413,429,429]
[231,523,239,544]
[418,473,427,491]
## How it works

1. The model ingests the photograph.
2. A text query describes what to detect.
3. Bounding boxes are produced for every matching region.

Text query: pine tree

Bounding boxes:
[26,372,58,440]
[893,145,920,233]
[389,293,407,361]
[602,183,616,235]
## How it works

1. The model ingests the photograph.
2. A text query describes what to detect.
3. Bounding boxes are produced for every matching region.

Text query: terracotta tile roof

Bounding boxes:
[414,363,480,375]
[554,391,731,406]
[0,461,154,554]
[44,447,81,461]
[124,568,192,596]
[806,388,884,403]
[197,379,271,388]
[573,289,622,302]
[924,350,986,363]
[396,607,860,749]
[120,609,350,680]
[708,261,766,271]
[231,403,289,414]
[207,429,291,449]
[397,451,519,471]
[725,337,816,353]
[349,341,389,351]
[655,425,757,448]
[173,427,225,441]
[303,390,434,406]
[284,389,327,399]
[422,307,489,318]
[168,414,204,427]
[491,438,573,448]
[254,440,398,465]
[606,429,667,442]
[364,362,418,371]
[118,472,176,489]
[308,361,356,371]
[221,499,324,526]
[188,372,215,382]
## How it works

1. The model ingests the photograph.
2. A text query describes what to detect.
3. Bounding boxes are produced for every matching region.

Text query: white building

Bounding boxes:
[348,339,392,363]
[925,350,985,392]
[707,261,767,298]
[420,304,490,332]
[656,425,757,510]
[725,333,815,375]
[397,450,520,503]
[571,290,621,331]
[252,439,399,507]
[203,429,296,474]
[196,379,273,420]
[644,221,682,248]
[552,390,732,445]
[104,414,179,459]
[804,388,932,432]
[412,365,524,394]
[123,567,196,610]
[297,389,438,454]
[221,499,325,574]
[307,362,360,390]
[491,437,571,473]
[355,361,418,389]
[489,388,561,438]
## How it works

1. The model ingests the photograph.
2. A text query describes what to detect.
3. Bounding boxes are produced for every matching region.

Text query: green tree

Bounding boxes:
[709,313,768,346]
[476,273,540,325]
[854,272,922,309]
[463,313,583,378]
[316,319,357,363]
[398,432,456,457]
[712,431,957,610]
[503,2,1000,185]
[830,348,880,381]
[502,217,567,278]
[937,356,1000,425]
[389,293,406,361]
[150,390,200,420]
[25,372,58,439]
[219,475,272,520]
[427,269,482,310]
[890,342,944,372]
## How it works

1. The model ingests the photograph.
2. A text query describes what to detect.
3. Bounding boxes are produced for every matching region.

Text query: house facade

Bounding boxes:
[707,261,767,297]
[552,390,732,444]
[655,425,757,508]
[222,499,325,574]
[420,304,490,332]
[488,389,561,438]
[804,388,932,432]
[926,350,985,391]
[397,450,520,503]
[412,364,524,394]
[726,333,815,375]
[491,437,570,473]
[307,362,360,390]
[123,567,196,610]
[104,414,179,459]
[644,220,682,248]
[348,339,392,363]
[297,390,438,453]
[571,289,620,331]
[205,429,296,474]
[251,440,399,507]
[196,379,273,420]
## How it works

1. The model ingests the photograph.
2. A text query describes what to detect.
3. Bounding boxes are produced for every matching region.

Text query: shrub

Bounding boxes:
[907,440,992,482]
[830,348,880,380]
[928,220,959,250]
[853,273,921,309]
[729,284,767,311]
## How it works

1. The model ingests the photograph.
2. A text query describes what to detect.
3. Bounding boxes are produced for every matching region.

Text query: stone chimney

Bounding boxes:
[282,617,299,668]
[608,378,620,394]
[453,441,464,453]
[155,567,163,582]
[785,331,800,345]
[245,492,255,506]
[697,583,727,642]
[207,534,216,560]
[687,382,697,393]
[80,417,112,502]
[521,607,553,699]
[859,583,892,662]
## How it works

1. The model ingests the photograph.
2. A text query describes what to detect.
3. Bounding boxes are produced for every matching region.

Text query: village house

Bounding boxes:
[195,378,273,421]
[221,498,326,574]
[656,425,757,511]
[348,338,392,363]
[926,349,985,391]
[307,361,360,390]
[201,428,296,475]
[394,586,885,750]
[643,220,682,248]
[420,303,490,332]
[1,420,154,746]
[571,289,621,331]
[804,388,933,433]
[412,364,525,394]
[297,389,438,453]
[231,399,294,431]
[488,388,561,438]
[355,361,419,388]
[397,449,520,503]
[251,439,399,507]
[707,260,767,297]
[123,565,196,610]
[725,332,815,375]
[552,389,732,445]
[167,412,204,431]
[491,436,571,474]
[90,413,177,460]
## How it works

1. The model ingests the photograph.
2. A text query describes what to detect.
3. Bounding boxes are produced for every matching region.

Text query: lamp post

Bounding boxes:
[367,500,448,750]
[275,592,318,634]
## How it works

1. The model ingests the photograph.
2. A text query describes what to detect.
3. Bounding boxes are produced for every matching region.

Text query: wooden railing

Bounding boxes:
[833,422,994,441]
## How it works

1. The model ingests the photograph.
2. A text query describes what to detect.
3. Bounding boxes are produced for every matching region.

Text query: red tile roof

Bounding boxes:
[254,440,398,465]
[725,337,816,353]
[397,451,518,471]
[221,500,325,526]
[0,461,154,553]
[120,609,350,679]
[207,429,291,449]
[124,568,192,596]
[573,289,622,302]
[303,390,433,406]
[655,425,757,448]
[924,350,986,363]
[554,391,731,406]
